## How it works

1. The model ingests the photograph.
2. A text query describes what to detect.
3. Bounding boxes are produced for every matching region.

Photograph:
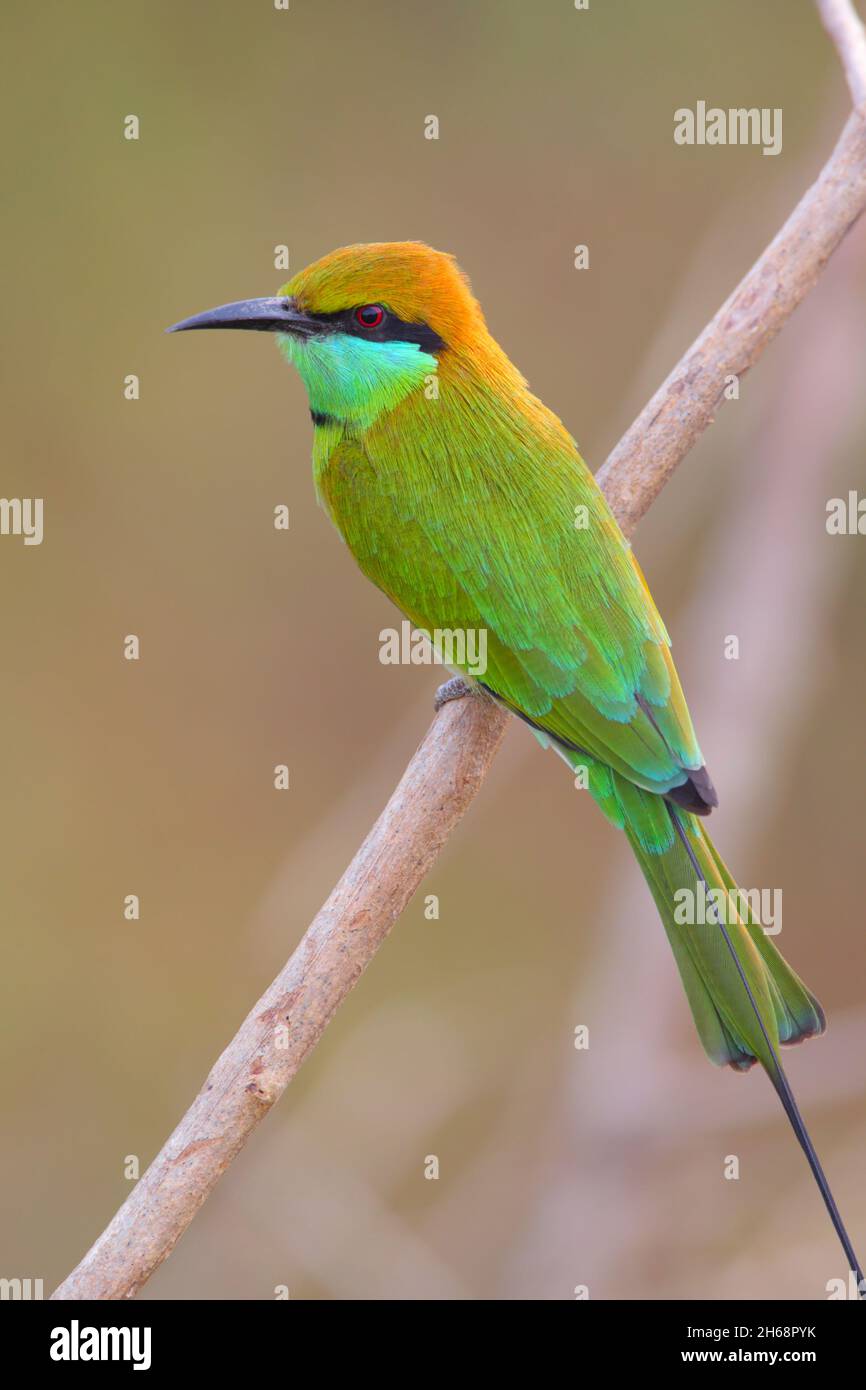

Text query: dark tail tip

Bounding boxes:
[666,764,719,816]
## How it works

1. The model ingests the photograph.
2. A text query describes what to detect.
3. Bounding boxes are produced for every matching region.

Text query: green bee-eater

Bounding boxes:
[169,241,861,1288]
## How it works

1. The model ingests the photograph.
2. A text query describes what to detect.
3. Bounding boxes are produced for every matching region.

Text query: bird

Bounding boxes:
[169,240,862,1290]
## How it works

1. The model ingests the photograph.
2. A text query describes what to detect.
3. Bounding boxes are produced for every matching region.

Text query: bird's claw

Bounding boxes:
[434,676,475,710]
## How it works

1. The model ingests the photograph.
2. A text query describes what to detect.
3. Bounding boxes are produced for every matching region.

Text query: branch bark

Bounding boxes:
[52,0,866,1300]
[820,0,866,110]
[597,116,866,529]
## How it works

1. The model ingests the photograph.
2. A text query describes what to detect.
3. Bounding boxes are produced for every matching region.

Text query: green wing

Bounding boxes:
[315,381,705,807]
[312,379,825,1076]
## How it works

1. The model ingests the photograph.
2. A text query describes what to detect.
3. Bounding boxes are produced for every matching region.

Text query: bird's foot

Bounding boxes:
[434,676,475,710]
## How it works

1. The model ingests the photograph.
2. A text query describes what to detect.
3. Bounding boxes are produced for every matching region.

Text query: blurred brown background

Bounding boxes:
[2,0,865,1300]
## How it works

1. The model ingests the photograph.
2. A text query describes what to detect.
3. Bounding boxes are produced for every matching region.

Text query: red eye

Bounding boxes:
[354,303,385,329]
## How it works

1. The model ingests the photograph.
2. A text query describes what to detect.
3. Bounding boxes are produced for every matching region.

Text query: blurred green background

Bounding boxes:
[2,0,865,1300]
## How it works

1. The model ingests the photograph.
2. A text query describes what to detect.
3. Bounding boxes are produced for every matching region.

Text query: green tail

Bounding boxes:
[627,807,824,1073]
[570,749,824,1070]
[589,764,862,1287]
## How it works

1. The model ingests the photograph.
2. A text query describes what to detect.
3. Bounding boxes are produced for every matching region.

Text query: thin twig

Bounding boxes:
[597,117,866,529]
[819,0,866,111]
[52,1,866,1300]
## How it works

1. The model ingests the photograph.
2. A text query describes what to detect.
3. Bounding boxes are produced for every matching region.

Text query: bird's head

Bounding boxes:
[167,241,490,429]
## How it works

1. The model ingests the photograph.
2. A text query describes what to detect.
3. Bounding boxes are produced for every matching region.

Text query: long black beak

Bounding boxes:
[166,296,321,336]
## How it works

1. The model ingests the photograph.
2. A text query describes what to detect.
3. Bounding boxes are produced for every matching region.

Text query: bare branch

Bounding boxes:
[53,691,509,1300]
[52,6,866,1301]
[597,114,866,533]
[818,0,866,112]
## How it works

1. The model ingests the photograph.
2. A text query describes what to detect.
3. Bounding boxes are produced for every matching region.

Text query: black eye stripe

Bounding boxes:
[307,306,446,353]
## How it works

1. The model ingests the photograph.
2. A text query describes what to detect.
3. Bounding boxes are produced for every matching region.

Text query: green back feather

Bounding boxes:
[309,349,703,798]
